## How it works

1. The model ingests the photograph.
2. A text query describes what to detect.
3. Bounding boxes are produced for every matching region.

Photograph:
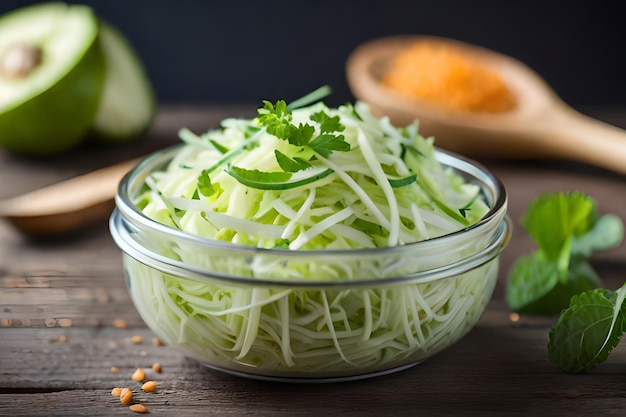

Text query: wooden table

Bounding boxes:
[2,106,626,417]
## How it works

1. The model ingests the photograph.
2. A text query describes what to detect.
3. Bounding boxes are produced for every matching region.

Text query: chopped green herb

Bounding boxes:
[274,149,312,172]
[197,169,215,197]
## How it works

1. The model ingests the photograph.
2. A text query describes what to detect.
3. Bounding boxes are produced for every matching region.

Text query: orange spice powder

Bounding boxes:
[382,42,516,113]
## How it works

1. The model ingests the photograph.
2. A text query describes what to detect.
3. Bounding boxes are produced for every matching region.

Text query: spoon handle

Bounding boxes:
[537,106,626,174]
[0,157,141,237]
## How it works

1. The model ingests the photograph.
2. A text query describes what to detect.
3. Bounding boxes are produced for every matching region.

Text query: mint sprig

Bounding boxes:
[506,192,624,315]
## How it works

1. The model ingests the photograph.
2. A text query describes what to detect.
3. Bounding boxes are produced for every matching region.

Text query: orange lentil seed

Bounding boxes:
[113,318,127,329]
[152,363,162,373]
[110,366,120,374]
[152,337,165,347]
[120,388,133,405]
[129,404,149,413]
[131,367,145,382]
[141,380,156,392]
[111,387,123,397]
[131,335,142,344]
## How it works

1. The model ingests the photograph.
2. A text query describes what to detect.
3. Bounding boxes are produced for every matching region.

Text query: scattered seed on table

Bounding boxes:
[152,363,162,373]
[131,367,145,382]
[49,335,68,343]
[113,318,127,329]
[58,318,72,328]
[129,404,149,413]
[120,388,133,405]
[131,335,142,344]
[111,387,123,397]
[111,366,120,374]
[152,337,165,347]
[141,380,156,392]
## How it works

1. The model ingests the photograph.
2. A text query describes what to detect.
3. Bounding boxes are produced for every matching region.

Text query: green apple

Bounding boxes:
[91,20,157,143]
[0,2,106,155]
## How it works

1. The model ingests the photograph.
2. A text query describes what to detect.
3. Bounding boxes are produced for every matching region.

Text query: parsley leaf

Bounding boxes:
[274,150,312,172]
[548,285,626,373]
[256,100,350,165]
[290,123,315,146]
[310,111,345,134]
[308,133,350,157]
[257,100,293,140]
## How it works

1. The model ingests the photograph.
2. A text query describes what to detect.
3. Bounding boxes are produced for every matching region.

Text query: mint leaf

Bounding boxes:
[197,169,215,197]
[274,150,311,172]
[506,253,559,313]
[505,192,619,316]
[507,254,601,315]
[521,192,596,260]
[571,214,624,257]
[548,285,626,373]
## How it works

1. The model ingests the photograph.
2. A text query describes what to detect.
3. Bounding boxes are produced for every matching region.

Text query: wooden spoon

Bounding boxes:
[346,35,626,173]
[0,157,140,237]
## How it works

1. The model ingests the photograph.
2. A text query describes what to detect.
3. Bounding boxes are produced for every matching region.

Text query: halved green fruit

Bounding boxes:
[91,21,157,142]
[0,3,105,155]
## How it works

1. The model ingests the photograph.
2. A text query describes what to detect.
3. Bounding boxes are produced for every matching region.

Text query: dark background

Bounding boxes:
[2,0,625,109]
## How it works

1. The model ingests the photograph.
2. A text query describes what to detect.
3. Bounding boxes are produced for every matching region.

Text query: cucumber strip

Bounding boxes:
[388,174,417,188]
[225,165,334,190]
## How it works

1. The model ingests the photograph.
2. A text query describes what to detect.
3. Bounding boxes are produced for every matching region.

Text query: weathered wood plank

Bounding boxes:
[2,323,626,416]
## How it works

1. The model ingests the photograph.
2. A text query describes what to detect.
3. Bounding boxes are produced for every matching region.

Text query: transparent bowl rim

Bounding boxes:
[111,144,510,287]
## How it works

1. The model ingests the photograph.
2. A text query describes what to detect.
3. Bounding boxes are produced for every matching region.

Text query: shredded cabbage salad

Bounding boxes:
[125,90,500,378]
[136,98,488,249]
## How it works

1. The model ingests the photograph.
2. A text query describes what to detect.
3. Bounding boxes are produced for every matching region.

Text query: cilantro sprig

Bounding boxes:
[506,192,624,315]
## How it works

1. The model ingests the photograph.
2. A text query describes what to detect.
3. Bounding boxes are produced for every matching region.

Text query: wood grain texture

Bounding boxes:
[1,106,626,417]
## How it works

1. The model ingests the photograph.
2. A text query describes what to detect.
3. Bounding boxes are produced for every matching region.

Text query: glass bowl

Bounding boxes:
[110,144,510,383]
